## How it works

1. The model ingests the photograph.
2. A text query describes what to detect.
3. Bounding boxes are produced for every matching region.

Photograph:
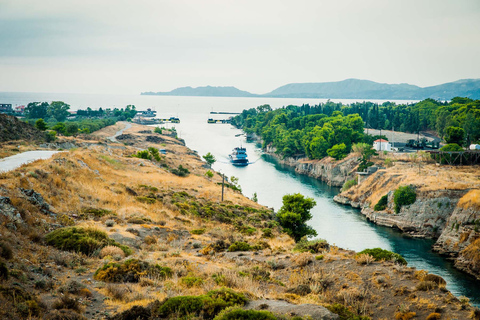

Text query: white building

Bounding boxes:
[373,139,392,152]
[470,144,480,150]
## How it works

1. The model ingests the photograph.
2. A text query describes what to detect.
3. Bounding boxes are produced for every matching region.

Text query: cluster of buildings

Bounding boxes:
[0,104,25,115]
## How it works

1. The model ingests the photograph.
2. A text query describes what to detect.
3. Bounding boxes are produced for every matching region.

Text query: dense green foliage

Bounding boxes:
[94,259,172,283]
[45,226,131,256]
[393,185,417,213]
[232,98,480,160]
[277,193,317,242]
[357,248,407,265]
[341,177,358,192]
[228,241,252,252]
[152,288,247,319]
[374,194,389,211]
[214,308,278,320]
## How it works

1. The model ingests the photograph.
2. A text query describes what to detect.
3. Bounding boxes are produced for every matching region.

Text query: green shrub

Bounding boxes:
[148,147,162,162]
[341,177,358,192]
[356,248,407,265]
[94,259,172,283]
[327,143,348,160]
[181,275,204,288]
[326,303,371,320]
[393,186,416,213]
[190,229,206,235]
[214,307,277,320]
[136,196,156,204]
[133,150,152,160]
[228,241,252,252]
[0,261,9,280]
[45,226,131,256]
[293,237,329,253]
[0,241,13,260]
[171,165,190,177]
[374,195,388,211]
[153,288,247,319]
[262,228,273,238]
[438,143,464,164]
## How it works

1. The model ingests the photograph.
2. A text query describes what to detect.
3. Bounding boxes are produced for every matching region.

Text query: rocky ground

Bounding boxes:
[0,123,478,320]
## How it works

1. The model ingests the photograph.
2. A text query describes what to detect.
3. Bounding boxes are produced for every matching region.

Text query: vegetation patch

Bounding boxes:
[94,259,172,283]
[214,307,278,320]
[228,241,252,252]
[152,288,247,319]
[326,303,370,320]
[374,194,389,211]
[293,237,329,253]
[171,165,190,177]
[393,186,416,214]
[341,177,358,192]
[190,228,206,235]
[45,226,131,256]
[356,248,407,265]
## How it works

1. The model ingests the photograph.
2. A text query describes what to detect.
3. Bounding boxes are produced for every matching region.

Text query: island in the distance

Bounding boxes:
[142,78,480,100]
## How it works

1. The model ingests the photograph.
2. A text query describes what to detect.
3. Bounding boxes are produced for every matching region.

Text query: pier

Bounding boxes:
[208,118,231,124]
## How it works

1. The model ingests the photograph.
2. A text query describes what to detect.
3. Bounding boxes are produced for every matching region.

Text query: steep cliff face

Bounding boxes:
[264,145,359,187]
[333,163,480,279]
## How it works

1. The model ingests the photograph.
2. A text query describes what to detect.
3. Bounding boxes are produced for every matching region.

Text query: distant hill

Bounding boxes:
[142,86,257,97]
[142,79,480,100]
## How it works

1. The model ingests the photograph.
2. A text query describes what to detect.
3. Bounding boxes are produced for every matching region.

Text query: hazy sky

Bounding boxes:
[1,0,479,94]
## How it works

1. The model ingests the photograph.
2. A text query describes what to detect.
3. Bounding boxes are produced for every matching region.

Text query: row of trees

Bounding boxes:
[232,105,369,160]
[232,98,480,159]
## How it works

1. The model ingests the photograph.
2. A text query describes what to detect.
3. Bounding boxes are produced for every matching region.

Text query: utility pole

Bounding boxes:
[221,174,225,202]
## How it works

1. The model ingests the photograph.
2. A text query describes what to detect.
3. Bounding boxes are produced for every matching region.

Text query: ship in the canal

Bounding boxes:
[229,147,248,166]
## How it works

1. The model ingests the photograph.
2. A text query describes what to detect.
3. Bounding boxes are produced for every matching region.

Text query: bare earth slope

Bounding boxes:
[0,125,477,320]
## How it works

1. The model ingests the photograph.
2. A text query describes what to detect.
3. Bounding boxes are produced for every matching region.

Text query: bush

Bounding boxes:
[293,237,329,253]
[45,226,131,256]
[374,195,388,211]
[393,186,416,213]
[94,259,172,283]
[99,246,125,259]
[52,295,83,313]
[357,248,407,265]
[0,261,9,280]
[171,165,190,177]
[214,307,277,320]
[0,241,13,260]
[327,143,348,160]
[228,241,252,252]
[341,177,358,192]
[190,229,206,235]
[326,303,370,320]
[262,228,273,238]
[181,275,204,288]
[153,288,247,319]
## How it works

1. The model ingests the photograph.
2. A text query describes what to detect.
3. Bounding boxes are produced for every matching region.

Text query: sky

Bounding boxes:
[0,0,479,94]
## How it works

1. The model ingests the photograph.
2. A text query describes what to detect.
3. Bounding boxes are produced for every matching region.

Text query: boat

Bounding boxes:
[229,147,248,166]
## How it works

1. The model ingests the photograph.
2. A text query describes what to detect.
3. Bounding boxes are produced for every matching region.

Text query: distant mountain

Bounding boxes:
[142,86,257,97]
[142,79,480,100]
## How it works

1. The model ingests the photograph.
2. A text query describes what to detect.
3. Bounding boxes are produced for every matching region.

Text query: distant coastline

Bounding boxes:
[142,78,480,101]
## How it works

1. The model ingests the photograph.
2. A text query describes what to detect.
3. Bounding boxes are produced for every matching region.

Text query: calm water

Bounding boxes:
[1,92,479,305]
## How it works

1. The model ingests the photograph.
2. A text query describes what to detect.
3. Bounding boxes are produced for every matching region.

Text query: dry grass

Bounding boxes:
[99,246,125,259]
[458,189,480,210]
[355,253,375,265]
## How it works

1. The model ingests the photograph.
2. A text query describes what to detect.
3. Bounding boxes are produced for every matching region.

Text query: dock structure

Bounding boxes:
[207,118,231,124]
[426,150,480,166]
[158,117,180,123]
[209,111,240,115]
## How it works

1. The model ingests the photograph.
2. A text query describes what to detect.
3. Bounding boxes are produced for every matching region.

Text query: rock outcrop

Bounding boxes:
[333,165,480,279]
[264,145,359,187]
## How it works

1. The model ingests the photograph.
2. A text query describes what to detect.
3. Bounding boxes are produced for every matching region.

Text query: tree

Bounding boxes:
[51,122,66,134]
[48,101,70,122]
[65,123,79,136]
[205,170,214,180]
[327,143,347,160]
[252,192,258,203]
[35,119,48,131]
[276,193,317,242]
[444,126,465,146]
[202,152,216,167]
[25,102,49,119]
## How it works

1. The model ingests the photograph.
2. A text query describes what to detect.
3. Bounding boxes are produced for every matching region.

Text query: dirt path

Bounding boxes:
[107,122,132,142]
[0,150,61,172]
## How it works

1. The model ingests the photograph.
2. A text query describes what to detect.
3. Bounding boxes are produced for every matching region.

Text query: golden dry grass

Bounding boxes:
[458,189,480,210]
